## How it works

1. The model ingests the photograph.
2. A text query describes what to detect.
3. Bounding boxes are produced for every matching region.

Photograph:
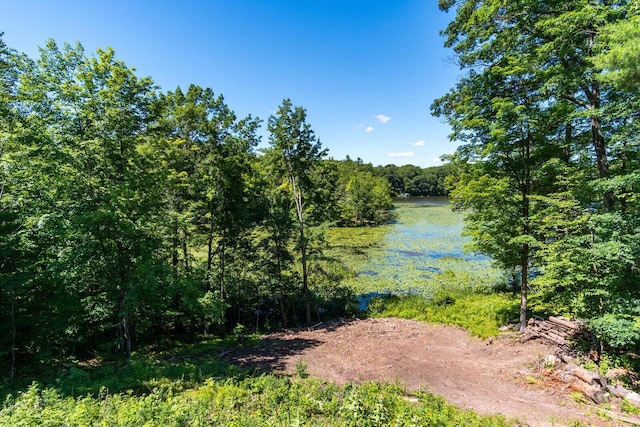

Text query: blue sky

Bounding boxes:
[1,1,462,167]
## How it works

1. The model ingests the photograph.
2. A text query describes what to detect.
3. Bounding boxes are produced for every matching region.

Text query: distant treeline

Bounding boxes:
[339,156,454,197]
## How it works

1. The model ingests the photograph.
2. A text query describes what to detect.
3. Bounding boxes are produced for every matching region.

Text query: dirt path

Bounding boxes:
[226,317,632,426]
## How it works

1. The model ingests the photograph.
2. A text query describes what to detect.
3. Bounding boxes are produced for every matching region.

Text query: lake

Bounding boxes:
[327,197,500,300]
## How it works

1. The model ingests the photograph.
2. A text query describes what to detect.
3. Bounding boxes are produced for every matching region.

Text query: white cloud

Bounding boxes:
[411,140,425,147]
[375,114,391,124]
[365,126,374,133]
[354,123,364,130]
[432,157,443,164]
[388,151,415,158]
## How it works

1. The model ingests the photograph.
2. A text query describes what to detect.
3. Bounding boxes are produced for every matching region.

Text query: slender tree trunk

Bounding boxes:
[275,236,288,327]
[520,243,529,332]
[219,228,226,299]
[582,65,613,210]
[118,287,132,362]
[590,113,614,211]
[291,176,312,325]
[278,292,288,327]
[10,292,16,379]
[206,206,215,290]
[172,223,179,277]
[519,134,531,332]
[117,241,131,362]
[121,309,131,362]
[182,227,189,272]
[301,241,311,325]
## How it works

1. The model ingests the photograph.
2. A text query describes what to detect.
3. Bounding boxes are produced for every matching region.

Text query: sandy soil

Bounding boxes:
[224,317,639,426]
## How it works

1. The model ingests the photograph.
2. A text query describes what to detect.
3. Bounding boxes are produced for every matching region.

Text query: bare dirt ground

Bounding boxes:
[225,317,638,426]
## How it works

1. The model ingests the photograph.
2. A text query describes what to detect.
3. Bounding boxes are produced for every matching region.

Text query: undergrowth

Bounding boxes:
[0,334,517,426]
[368,292,520,339]
[0,378,515,426]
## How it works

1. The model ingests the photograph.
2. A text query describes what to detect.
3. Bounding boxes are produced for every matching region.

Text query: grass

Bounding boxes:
[368,292,520,339]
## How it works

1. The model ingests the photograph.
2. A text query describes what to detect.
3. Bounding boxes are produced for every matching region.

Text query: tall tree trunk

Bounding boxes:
[10,292,16,379]
[118,287,132,362]
[519,134,531,332]
[219,228,226,299]
[291,176,312,325]
[275,236,288,327]
[590,113,614,211]
[520,243,529,332]
[301,241,311,325]
[278,291,288,327]
[182,227,189,272]
[117,241,132,362]
[121,308,131,362]
[582,61,613,210]
[205,205,215,291]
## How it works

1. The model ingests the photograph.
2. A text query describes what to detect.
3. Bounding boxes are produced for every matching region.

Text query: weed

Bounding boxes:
[571,392,589,404]
[525,376,539,385]
[295,361,309,379]
[0,377,517,426]
[622,399,640,415]
[371,292,519,339]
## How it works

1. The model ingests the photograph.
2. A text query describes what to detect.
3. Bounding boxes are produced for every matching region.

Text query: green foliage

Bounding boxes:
[0,376,515,426]
[593,14,640,91]
[590,315,640,350]
[341,169,394,226]
[377,163,454,197]
[295,360,309,379]
[371,292,519,339]
[433,0,640,348]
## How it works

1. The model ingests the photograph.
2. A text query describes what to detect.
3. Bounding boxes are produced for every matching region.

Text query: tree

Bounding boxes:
[435,0,640,348]
[17,41,167,361]
[434,63,560,331]
[341,170,392,226]
[155,84,261,333]
[593,14,640,91]
[0,34,30,378]
[266,99,328,325]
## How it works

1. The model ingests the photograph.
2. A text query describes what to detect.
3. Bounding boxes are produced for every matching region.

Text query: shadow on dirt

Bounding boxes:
[222,318,356,373]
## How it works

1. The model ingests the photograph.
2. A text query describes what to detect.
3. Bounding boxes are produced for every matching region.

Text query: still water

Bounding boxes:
[329,198,500,300]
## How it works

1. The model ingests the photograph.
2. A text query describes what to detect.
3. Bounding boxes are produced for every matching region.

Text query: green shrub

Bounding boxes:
[0,378,516,426]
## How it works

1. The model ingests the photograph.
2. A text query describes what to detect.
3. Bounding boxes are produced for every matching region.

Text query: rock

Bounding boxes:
[555,350,576,365]
[552,370,573,383]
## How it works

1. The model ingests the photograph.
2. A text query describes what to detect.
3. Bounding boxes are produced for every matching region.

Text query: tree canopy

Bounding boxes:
[433,0,640,348]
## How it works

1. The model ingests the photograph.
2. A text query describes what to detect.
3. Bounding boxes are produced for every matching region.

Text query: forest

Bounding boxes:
[1,0,640,424]
[0,33,456,377]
